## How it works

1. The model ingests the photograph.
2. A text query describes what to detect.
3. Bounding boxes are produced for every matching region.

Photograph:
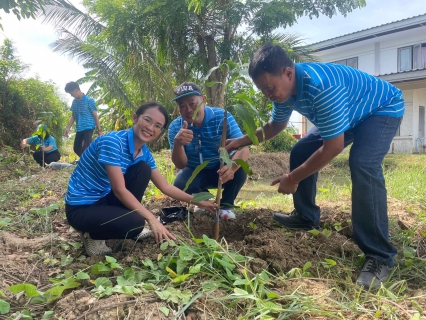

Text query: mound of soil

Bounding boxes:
[246,153,290,180]
[113,202,361,274]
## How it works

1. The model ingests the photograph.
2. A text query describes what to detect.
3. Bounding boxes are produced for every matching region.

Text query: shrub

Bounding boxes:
[262,130,297,152]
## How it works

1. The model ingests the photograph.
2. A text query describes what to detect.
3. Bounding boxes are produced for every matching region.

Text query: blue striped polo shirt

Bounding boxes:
[27,135,58,153]
[168,106,243,169]
[65,128,157,206]
[70,94,97,132]
[271,63,405,140]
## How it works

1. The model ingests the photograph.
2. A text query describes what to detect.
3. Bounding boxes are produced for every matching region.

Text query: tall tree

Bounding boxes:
[42,0,365,111]
[0,39,28,81]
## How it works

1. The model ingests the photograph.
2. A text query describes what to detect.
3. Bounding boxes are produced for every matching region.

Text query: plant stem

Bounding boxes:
[214,110,228,240]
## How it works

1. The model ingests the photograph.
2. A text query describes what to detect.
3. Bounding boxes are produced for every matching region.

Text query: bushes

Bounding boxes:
[262,129,297,152]
[0,78,67,151]
[0,40,67,151]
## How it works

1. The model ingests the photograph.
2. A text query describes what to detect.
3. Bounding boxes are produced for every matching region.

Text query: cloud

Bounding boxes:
[0,9,90,104]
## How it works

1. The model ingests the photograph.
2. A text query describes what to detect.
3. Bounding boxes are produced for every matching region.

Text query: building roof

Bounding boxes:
[312,13,426,51]
[378,68,426,83]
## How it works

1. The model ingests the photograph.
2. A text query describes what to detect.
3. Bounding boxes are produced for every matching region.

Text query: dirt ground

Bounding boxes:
[0,153,425,319]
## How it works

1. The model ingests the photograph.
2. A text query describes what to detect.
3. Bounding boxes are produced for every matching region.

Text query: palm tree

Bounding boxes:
[40,0,361,117]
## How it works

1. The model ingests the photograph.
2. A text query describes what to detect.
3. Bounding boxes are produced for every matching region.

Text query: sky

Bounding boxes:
[284,0,426,45]
[1,0,425,106]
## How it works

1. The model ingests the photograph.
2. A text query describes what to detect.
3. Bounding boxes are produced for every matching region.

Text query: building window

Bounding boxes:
[398,43,426,72]
[413,44,426,69]
[333,57,358,69]
[398,46,412,71]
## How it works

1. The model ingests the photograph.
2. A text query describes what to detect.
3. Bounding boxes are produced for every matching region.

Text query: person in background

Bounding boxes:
[64,81,102,157]
[225,44,404,290]
[168,82,250,220]
[21,124,61,166]
[65,101,217,256]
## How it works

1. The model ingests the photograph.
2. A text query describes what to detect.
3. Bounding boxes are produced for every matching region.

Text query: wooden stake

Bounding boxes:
[214,110,228,241]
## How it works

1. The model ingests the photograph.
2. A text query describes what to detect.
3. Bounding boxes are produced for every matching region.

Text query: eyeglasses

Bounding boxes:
[140,116,164,132]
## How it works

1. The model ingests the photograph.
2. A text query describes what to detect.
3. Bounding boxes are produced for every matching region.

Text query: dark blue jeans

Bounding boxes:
[290,116,402,266]
[173,164,247,209]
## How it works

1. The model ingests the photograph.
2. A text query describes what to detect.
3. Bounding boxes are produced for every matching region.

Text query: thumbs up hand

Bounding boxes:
[174,120,193,147]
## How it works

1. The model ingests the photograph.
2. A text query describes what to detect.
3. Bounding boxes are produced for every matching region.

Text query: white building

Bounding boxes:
[299,14,426,153]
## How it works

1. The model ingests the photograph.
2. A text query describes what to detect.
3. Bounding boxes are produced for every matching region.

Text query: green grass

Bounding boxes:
[384,154,426,207]
[236,152,426,211]
[1,149,426,319]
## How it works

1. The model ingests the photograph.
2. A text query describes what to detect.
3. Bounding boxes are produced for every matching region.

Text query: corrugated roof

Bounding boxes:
[378,68,426,77]
[377,68,426,83]
[311,13,426,47]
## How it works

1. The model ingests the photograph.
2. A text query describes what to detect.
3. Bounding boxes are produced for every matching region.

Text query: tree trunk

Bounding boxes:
[204,35,227,108]
[207,71,226,108]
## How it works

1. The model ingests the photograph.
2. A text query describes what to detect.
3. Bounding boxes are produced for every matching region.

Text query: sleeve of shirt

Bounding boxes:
[313,85,350,140]
[271,102,293,123]
[27,135,40,145]
[97,136,122,167]
[168,120,180,151]
[226,112,243,139]
[70,100,76,113]
[89,97,97,112]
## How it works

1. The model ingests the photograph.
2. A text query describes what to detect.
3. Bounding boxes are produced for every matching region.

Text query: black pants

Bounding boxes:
[173,164,247,208]
[33,150,61,167]
[74,129,94,157]
[65,161,151,240]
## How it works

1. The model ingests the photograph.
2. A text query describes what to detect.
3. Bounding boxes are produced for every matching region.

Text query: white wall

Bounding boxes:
[392,88,426,153]
[315,25,426,77]
[397,90,414,153]
[379,48,397,75]
[321,45,371,61]
[358,53,375,74]
[413,89,426,147]
[401,90,413,137]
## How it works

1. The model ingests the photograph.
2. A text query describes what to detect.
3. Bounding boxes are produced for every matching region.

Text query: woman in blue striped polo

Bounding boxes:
[65,102,217,256]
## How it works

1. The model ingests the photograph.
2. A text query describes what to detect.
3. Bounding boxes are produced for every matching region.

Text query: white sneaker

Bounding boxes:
[193,206,206,213]
[220,209,236,221]
[80,232,112,256]
[134,227,153,241]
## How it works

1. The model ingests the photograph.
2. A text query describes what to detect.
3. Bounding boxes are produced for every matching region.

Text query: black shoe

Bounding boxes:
[273,210,318,230]
[356,257,393,290]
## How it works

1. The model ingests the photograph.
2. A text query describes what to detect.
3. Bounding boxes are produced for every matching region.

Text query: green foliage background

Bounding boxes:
[262,129,298,153]
[0,40,68,151]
